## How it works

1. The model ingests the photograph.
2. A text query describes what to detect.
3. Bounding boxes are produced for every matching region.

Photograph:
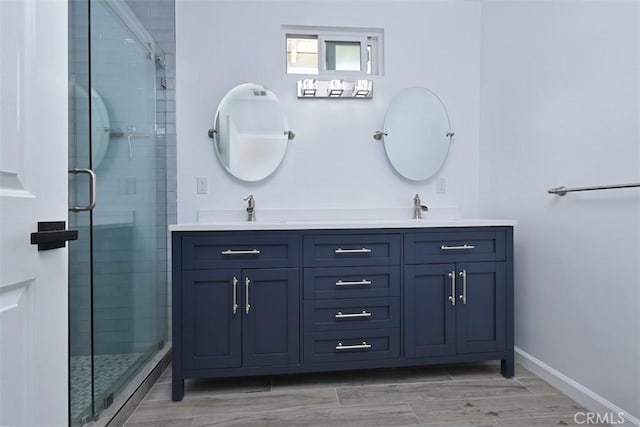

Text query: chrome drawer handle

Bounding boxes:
[459,270,467,304]
[335,311,372,319]
[335,279,371,287]
[245,277,251,315]
[336,341,372,351]
[221,249,261,255]
[335,247,372,254]
[440,244,475,251]
[232,276,239,315]
[448,271,456,306]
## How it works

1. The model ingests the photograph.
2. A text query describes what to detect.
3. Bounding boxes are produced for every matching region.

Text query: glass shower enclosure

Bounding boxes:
[68,0,169,424]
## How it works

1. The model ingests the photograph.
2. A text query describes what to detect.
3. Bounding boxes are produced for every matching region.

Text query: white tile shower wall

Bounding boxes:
[175,0,482,223]
[126,0,175,346]
[479,1,640,422]
[87,0,167,355]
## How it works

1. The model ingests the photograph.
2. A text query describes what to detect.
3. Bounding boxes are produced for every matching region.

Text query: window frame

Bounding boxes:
[284,26,383,77]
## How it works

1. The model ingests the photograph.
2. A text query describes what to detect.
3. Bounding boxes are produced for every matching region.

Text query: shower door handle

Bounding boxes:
[69,168,97,212]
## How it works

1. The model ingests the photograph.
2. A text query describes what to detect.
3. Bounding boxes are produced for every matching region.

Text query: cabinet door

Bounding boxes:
[404,264,456,358]
[182,269,242,370]
[456,262,506,354]
[243,268,300,367]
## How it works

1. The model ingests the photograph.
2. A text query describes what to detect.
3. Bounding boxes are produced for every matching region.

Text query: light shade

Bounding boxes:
[301,79,318,96]
[352,79,372,97]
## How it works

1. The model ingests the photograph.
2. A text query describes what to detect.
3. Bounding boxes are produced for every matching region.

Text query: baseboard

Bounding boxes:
[515,347,639,426]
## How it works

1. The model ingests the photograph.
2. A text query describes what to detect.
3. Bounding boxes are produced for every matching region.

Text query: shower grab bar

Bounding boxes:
[548,183,640,196]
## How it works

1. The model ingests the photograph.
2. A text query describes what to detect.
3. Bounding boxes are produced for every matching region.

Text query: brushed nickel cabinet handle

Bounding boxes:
[459,270,467,304]
[232,276,238,314]
[335,248,372,254]
[245,277,251,314]
[336,341,372,351]
[335,279,372,287]
[440,244,475,251]
[448,271,456,306]
[335,311,372,319]
[221,249,261,255]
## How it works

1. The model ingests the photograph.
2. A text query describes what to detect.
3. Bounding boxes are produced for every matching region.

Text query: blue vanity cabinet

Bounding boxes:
[172,231,300,401]
[404,228,513,377]
[172,226,514,401]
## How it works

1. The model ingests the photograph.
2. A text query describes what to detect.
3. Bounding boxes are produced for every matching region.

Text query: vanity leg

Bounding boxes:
[172,375,184,401]
[501,357,514,378]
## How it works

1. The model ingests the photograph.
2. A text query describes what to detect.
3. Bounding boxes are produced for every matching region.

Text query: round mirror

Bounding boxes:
[382,87,452,181]
[71,83,111,168]
[212,83,289,182]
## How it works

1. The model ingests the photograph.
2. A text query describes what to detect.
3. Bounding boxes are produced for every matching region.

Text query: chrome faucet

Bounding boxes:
[413,194,428,219]
[244,195,256,222]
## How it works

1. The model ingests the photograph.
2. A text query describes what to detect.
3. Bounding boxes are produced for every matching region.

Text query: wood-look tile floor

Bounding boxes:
[125,362,605,426]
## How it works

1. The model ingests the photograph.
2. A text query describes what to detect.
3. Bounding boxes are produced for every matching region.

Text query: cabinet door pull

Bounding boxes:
[448,271,456,306]
[335,247,372,254]
[440,244,475,251]
[232,276,239,314]
[245,277,251,314]
[459,270,467,304]
[335,310,372,319]
[335,341,372,351]
[221,249,261,255]
[335,279,372,287]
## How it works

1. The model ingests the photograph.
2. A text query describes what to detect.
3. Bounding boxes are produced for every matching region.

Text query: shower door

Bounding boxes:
[68,0,168,424]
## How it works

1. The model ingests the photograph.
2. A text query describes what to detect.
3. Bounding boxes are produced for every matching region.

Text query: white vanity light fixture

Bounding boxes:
[296,79,373,99]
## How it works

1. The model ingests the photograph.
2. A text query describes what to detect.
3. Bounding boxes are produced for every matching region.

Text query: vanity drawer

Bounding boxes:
[405,230,506,264]
[304,297,400,332]
[303,233,400,267]
[181,231,299,269]
[304,266,400,300]
[304,328,400,363]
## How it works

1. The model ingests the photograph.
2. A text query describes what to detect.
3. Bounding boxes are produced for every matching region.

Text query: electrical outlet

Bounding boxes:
[436,178,446,194]
[196,176,208,194]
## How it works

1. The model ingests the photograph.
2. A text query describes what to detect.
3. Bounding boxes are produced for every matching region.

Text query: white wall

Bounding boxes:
[480,1,640,422]
[176,0,482,223]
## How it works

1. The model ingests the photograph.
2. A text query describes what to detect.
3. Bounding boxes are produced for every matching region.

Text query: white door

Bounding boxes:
[0,1,69,426]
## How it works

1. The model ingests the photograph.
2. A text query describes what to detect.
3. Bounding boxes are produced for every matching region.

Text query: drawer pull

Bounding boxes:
[459,270,467,304]
[448,271,456,306]
[335,279,372,287]
[245,277,251,314]
[222,249,261,255]
[335,247,372,254]
[336,341,372,351]
[335,310,372,319]
[232,276,239,315]
[440,244,475,251]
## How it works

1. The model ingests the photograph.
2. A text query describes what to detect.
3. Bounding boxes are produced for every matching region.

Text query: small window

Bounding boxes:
[286,36,318,74]
[284,27,383,76]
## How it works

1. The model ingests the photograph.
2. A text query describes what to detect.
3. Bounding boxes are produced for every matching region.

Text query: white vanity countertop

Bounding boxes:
[170,208,517,231]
